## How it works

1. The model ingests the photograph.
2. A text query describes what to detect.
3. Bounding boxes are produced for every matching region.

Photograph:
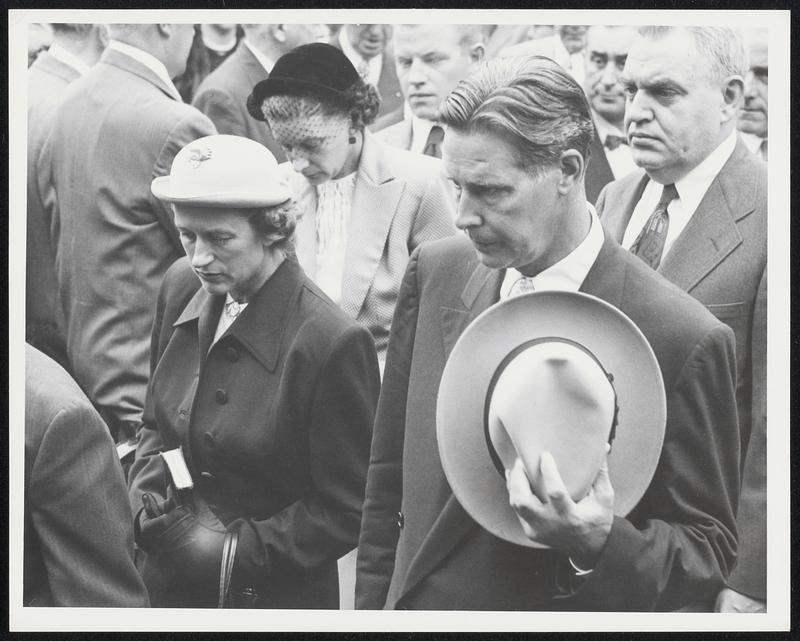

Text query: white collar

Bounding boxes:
[739,131,766,155]
[410,115,437,154]
[592,111,625,141]
[46,43,91,75]
[500,204,604,298]
[243,39,274,73]
[672,129,737,220]
[107,40,179,97]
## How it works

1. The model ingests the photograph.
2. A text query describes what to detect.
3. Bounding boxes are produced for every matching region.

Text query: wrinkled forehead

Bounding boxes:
[264,95,350,145]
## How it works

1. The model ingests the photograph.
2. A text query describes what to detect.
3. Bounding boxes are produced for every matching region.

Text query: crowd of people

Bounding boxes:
[24,21,768,614]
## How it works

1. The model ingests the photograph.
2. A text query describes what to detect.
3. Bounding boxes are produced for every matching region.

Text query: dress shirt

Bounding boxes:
[213,293,249,344]
[339,29,382,87]
[47,43,92,75]
[243,39,274,73]
[409,115,437,155]
[107,40,180,98]
[622,129,738,257]
[593,112,638,179]
[500,204,604,298]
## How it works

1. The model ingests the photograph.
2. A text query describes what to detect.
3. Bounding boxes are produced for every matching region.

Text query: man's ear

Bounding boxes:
[469,42,486,64]
[156,24,171,39]
[557,149,584,195]
[720,75,745,123]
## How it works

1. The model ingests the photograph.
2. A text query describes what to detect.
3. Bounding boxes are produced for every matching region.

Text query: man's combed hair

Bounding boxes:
[439,56,595,172]
[638,26,747,83]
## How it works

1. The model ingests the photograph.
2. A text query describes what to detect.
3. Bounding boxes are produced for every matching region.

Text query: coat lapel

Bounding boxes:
[602,173,649,243]
[340,133,404,319]
[659,140,754,292]
[395,257,503,603]
[173,286,224,366]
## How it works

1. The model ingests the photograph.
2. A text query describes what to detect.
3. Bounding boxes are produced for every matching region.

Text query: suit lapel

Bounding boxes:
[236,41,270,87]
[173,286,224,366]
[340,133,404,318]
[396,257,502,603]
[660,140,756,292]
[603,173,649,243]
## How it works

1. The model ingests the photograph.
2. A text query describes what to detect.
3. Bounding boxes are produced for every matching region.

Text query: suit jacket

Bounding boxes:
[127,256,380,608]
[24,345,149,607]
[192,41,285,162]
[355,233,740,611]
[285,131,457,364]
[586,129,615,206]
[596,137,768,600]
[38,48,216,434]
[26,51,78,368]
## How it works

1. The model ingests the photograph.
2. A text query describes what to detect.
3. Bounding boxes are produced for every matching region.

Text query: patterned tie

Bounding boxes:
[422,125,445,159]
[630,183,678,269]
[604,134,628,151]
[508,276,536,298]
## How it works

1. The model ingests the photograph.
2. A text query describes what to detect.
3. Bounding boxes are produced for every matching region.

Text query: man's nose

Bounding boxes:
[191,239,214,268]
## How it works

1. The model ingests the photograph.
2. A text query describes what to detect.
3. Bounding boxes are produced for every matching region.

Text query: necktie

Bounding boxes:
[422,125,445,159]
[604,134,628,151]
[758,138,768,161]
[508,276,536,298]
[630,183,678,269]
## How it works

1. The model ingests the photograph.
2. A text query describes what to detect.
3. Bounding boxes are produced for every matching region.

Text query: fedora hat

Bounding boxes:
[436,290,666,548]
[151,134,291,207]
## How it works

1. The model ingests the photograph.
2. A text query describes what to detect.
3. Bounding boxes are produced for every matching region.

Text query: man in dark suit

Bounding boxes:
[26,23,107,371]
[25,345,149,607]
[596,26,766,613]
[38,23,216,441]
[373,24,485,152]
[334,24,403,120]
[582,25,639,204]
[193,23,329,163]
[355,56,739,611]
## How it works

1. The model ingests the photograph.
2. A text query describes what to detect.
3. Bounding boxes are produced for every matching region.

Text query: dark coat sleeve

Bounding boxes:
[232,325,380,583]
[354,247,422,609]
[726,266,767,599]
[557,323,740,611]
[29,401,150,606]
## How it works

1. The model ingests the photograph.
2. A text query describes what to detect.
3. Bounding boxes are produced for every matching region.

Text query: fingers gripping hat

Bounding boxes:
[436,291,667,548]
[151,134,291,207]
[247,42,361,121]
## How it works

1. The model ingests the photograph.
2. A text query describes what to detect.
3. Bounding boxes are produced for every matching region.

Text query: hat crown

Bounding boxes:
[487,341,615,502]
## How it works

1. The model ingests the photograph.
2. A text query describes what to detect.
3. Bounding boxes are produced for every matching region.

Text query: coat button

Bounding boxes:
[215,389,228,404]
[397,511,404,529]
[203,432,216,447]
[226,347,239,362]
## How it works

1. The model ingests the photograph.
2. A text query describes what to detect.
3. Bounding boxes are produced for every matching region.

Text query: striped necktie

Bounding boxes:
[630,183,678,269]
[508,276,536,298]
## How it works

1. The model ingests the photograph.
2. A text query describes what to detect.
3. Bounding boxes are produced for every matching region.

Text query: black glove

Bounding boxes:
[136,491,228,588]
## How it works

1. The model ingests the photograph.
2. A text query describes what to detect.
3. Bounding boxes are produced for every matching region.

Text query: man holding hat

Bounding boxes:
[355,56,740,611]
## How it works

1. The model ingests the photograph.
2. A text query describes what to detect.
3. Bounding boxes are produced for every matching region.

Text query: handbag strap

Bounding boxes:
[218,529,239,608]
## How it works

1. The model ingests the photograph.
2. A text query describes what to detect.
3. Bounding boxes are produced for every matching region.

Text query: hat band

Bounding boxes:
[482,336,620,479]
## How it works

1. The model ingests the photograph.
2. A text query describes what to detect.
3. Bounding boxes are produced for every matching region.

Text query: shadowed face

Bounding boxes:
[345,24,392,59]
[738,31,768,137]
[557,25,588,54]
[584,26,638,128]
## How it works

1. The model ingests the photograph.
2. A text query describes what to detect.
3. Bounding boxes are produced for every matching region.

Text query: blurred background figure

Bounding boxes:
[374,23,485,149]
[335,24,404,119]
[500,24,589,84]
[582,25,639,203]
[37,23,216,443]
[737,28,768,161]
[27,22,53,66]
[25,345,149,607]
[483,24,553,59]
[27,23,108,372]
[193,23,329,162]
[174,23,243,102]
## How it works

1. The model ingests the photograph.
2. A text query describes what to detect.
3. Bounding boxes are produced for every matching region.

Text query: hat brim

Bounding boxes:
[151,175,291,208]
[436,290,666,548]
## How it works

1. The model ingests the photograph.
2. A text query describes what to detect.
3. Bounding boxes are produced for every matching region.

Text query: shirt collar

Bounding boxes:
[739,131,766,154]
[244,39,274,73]
[47,43,92,75]
[672,129,737,220]
[107,40,179,97]
[500,204,605,298]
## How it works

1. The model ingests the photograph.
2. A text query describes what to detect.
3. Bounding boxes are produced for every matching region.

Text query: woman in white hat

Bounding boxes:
[127,134,380,608]
[247,42,456,372]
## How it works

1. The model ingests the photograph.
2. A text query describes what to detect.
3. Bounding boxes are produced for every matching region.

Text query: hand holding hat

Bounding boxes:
[506,451,614,568]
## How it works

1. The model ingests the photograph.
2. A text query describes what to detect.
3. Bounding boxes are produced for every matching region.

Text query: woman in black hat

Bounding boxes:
[128,134,380,609]
[248,42,456,373]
